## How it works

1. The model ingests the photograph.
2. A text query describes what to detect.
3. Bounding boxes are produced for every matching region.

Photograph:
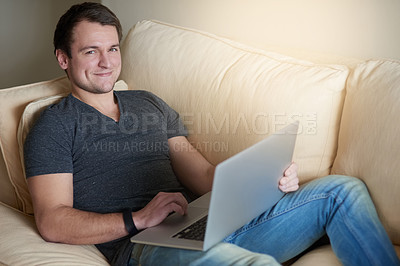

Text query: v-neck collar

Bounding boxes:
[70,92,123,124]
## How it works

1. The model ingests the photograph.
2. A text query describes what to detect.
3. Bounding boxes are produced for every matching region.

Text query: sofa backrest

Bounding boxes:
[332,59,400,245]
[120,20,349,184]
[121,20,400,245]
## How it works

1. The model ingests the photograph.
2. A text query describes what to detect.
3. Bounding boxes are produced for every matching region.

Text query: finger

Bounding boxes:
[279,181,299,192]
[286,177,299,188]
[279,173,297,185]
[280,178,299,192]
[286,172,298,183]
[280,184,299,193]
[279,177,289,186]
[171,193,189,212]
[160,192,188,214]
[284,162,298,176]
[168,202,187,216]
[279,175,299,190]
[155,192,187,206]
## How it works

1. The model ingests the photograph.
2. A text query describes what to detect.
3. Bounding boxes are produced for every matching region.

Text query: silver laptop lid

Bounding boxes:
[203,121,298,250]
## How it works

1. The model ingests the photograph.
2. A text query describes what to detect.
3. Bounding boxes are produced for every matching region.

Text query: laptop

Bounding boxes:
[131,121,299,251]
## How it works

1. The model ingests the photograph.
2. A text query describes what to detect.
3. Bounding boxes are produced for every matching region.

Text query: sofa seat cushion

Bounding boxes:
[0,201,108,265]
[121,20,350,183]
[293,245,400,265]
[292,245,341,266]
[332,59,400,245]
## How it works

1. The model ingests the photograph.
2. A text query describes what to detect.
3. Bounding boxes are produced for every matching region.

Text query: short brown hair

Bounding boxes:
[53,2,122,58]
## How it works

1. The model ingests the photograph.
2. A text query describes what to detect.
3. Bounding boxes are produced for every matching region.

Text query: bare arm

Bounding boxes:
[168,136,298,195]
[28,173,189,244]
[168,136,215,196]
[28,173,127,244]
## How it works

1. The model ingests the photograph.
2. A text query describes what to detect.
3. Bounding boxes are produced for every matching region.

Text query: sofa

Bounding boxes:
[0,20,399,265]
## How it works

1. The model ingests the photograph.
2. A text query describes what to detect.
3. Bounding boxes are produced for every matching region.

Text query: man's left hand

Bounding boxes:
[279,162,299,193]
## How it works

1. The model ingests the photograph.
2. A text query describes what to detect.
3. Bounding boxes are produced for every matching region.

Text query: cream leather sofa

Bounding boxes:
[0,20,399,265]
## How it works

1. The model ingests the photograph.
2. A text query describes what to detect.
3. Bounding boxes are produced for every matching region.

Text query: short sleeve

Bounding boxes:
[24,109,74,178]
[143,92,188,139]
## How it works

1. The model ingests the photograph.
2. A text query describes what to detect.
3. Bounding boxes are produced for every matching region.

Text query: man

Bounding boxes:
[24,2,399,266]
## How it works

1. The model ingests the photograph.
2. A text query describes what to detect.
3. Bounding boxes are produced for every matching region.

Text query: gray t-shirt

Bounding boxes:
[24,90,190,265]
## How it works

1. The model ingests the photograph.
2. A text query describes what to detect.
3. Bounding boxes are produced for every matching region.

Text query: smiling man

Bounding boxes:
[56,19,121,121]
[24,2,399,266]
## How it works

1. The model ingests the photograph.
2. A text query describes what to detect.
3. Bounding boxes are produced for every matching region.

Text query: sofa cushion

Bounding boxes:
[0,201,108,265]
[332,59,400,245]
[18,95,67,160]
[292,245,341,266]
[121,20,349,183]
[0,78,128,214]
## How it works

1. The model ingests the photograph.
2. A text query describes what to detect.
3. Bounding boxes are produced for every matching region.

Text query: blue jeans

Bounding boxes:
[130,175,400,266]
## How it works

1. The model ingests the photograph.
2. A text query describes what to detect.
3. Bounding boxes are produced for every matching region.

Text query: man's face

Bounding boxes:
[57,20,121,94]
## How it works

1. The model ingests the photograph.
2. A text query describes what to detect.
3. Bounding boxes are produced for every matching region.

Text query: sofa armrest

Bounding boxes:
[0,202,109,265]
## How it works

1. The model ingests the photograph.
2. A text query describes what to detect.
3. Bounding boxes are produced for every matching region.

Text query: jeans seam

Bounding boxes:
[337,201,377,265]
[225,193,335,242]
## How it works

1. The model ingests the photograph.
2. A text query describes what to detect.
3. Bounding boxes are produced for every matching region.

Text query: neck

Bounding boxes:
[72,89,120,122]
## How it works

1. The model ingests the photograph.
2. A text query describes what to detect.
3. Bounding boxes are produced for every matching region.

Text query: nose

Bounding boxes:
[98,52,112,68]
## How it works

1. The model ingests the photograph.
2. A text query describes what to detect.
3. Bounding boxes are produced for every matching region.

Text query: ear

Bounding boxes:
[55,49,69,70]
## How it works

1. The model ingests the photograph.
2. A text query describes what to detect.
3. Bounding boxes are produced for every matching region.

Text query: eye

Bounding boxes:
[85,50,95,55]
[110,47,119,52]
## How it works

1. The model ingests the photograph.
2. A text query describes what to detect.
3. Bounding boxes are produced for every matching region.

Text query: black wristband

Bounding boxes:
[123,208,139,236]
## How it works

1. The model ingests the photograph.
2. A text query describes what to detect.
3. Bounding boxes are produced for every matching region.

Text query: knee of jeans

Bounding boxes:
[211,243,239,253]
[207,243,279,265]
[329,175,369,198]
[204,243,245,257]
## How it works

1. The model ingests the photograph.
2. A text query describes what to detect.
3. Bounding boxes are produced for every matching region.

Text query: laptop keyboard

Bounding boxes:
[172,215,208,241]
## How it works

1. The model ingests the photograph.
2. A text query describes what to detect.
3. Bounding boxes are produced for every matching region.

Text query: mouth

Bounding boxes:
[94,71,113,77]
